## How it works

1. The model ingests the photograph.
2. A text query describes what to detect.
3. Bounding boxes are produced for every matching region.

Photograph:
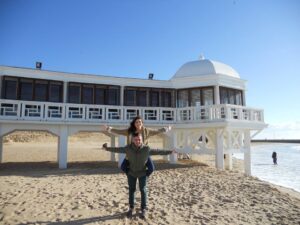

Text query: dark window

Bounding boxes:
[177,90,189,107]
[49,82,62,102]
[228,89,235,104]
[107,87,119,105]
[20,79,33,101]
[220,87,229,104]
[235,91,242,105]
[191,89,201,106]
[161,91,172,107]
[202,88,213,105]
[149,90,159,107]
[3,79,18,99]
[177,87,214,107]
[82,85,93,104]
[220,87,243,105]
[2,76,63,102]
[68,84,81,103]
[35,81,48,101]
[95,87,105,105]
[137,90,147,106]
[125,89,136,106]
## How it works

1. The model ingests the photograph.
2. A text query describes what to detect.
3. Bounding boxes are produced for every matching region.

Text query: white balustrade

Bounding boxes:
[45,103,65,120]
[22,102,44,120]
[0,100,19,118]
[143,108,159,122]
[87,106,105,121]
[242,109,251,120]
[106,106,122,120]
[160,108,175,122]
[124,108,140,121]
[178,108,191,121]
[66,104,85,120]
[0,99,265,124]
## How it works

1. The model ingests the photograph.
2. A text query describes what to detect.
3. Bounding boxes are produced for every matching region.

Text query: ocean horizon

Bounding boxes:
[234,143,300,193]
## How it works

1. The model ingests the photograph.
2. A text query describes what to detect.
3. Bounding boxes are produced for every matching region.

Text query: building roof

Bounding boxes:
[172,58,240,79]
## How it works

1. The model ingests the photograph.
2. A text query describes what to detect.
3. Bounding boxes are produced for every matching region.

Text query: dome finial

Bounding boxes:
[199,54,205,60]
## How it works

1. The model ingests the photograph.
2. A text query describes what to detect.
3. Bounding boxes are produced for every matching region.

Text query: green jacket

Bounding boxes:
[104,143,172,178]
[109,126,167,145]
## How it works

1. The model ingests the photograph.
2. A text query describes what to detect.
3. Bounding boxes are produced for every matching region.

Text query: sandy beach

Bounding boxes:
[1,132,300,225]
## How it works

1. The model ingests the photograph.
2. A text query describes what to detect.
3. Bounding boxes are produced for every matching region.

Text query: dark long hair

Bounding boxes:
[128,116,143,134]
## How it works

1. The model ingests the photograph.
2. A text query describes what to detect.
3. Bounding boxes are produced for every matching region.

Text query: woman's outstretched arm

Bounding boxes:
[147,125,172,137]
[101,124,128,136]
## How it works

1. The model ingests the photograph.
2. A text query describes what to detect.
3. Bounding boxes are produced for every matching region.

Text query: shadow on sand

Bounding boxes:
[0,160,207,177]
[19,212,127,225]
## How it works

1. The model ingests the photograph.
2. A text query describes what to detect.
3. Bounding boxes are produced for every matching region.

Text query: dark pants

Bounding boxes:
[127,174,147,209]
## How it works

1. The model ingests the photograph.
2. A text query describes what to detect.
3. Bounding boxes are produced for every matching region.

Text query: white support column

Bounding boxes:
[110,136,117,162]
[215,128,224,170]
[224,154,233,170]
[244,130,251,175]
[169,131,178,164]
[118,135,126,167]
[214,85,220,105]
[225,130,233,170]
[162,136,170,161]
[57,126,68,169]
[63,82,68,103]
[0,136,3,163]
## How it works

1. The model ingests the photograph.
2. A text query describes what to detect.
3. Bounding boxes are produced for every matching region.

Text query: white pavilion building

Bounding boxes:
[0,58,266,175]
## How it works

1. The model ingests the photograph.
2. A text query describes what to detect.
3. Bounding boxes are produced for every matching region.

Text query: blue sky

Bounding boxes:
[0,0,299,138]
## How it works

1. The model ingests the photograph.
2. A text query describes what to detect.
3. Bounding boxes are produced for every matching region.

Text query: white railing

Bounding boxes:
[0,99,264,124]
[45,103,65,120]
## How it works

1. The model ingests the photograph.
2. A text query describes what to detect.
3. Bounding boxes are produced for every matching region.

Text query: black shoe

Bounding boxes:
[140,209,147,219]
[126,209,133,218]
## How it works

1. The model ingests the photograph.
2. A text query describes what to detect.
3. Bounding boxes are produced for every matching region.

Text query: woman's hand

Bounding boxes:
[164,125,172,133]
[101,125,111,132]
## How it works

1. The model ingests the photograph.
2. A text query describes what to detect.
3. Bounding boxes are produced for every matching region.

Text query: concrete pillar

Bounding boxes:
[244,130,251,175]
[118,135,126,167]
[214,85,220,105]
[63,82,68,103]
[162,136,170,161]
[169,131,178,164]
[110,136,117,162]
[57,126,68,169]
[224,154,233,170]
[225,130,233,170]
[215,129,224,170]
[0,136,3,163]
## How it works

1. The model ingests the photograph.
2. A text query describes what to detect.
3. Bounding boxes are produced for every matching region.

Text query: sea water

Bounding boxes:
[234,143,300,192]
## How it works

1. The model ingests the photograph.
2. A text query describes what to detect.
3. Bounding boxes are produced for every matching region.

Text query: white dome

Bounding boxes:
[172,59,240,79]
